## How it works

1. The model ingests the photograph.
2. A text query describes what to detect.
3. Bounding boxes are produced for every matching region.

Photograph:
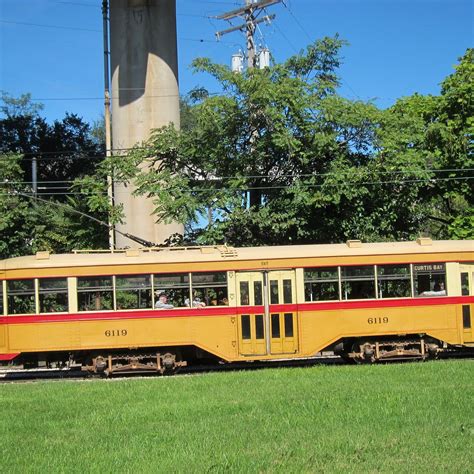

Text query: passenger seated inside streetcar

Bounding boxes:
[185,295,206,308]
[420,281,446,297]
[154,292,174,309]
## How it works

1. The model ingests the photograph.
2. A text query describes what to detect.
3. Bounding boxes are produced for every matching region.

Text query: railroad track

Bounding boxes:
[1,352,472,384]
[0,354,342,383]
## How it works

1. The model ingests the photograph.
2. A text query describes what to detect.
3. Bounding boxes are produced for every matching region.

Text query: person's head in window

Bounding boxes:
[155,291,174,309]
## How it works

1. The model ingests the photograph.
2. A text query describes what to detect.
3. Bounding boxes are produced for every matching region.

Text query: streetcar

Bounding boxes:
[0,238,472,374]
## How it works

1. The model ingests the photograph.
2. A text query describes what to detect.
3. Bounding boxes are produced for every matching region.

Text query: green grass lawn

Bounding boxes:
[0,360,473,473]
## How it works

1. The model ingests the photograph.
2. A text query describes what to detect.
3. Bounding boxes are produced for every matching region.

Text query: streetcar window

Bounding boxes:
[461,273,469,296]
[39,278,68,313]
[191,272,228,306]
[271,313,280,338]
[240,281,250,306]
[463,306,471,329]
[304,267,339,301]
[241,315,251,339]
[413,264,447,297]
[341,266,376,300]
[255,314,264,339]
[7,279,35,314]
[284,313,294,337]
[254,281,263,306]
[154,273,189,308]
[0,283,3,315]
[77,276,113,311]
[270,280,279,304]
[283,279,293,304]
[377,265,411,298]
[115,275,152,310]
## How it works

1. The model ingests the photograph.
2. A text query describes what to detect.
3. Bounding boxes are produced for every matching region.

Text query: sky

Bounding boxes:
[0,0,472,125]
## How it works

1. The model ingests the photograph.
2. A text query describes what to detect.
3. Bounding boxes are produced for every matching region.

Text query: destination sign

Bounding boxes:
[413,264,445,273]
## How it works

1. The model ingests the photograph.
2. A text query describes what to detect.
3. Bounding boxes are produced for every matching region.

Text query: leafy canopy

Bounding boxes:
[101,39,473,246]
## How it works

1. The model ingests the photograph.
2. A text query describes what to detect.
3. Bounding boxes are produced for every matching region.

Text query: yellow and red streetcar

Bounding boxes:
[0,238,473,374]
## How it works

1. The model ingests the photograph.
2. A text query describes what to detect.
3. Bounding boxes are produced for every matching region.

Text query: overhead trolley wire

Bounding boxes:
[2,176,473,198]
[1,167,474,179]
[279,2,362,100]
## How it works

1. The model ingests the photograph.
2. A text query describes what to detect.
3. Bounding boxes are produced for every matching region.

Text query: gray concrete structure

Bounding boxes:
[110,0,183,248]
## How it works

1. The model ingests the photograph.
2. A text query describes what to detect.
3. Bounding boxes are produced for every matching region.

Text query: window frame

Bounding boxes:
[190,271,229,307]
[38,277,69,314]
[303,267,340,302]
[115,274,153,311]
[376,264,413,299]
[7,278,37,315]
[341,265,377,301]
[413,263,447,298]
[77,275,114,312]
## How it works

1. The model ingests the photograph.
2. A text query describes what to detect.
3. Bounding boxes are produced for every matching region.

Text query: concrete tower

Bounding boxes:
[110,0,183,248]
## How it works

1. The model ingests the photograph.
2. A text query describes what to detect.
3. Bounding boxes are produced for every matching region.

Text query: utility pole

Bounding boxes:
[215,0,281,69]
[102,0,115,250]
[215,1,282,211]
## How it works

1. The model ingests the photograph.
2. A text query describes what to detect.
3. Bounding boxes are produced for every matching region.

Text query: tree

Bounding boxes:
[427,48,473,238]
[380,49,473,239]
[0,152,112,258]
[0,94,110,257]
[0,154,31,258]
[0,92,104,198]
[100,37,443,246]
[0,92,44,118]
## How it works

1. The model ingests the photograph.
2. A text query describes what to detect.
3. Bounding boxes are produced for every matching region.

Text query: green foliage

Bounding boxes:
[0,92,111,257]
[2,46,471,253]
[103,39,474,246]
[0,154,31,258]
[449,214,474,239]
[116,43,472,246]
[0,91,44,118]
[382,48,473,239]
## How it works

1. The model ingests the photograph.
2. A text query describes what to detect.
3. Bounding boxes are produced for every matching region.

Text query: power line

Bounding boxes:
[280,1,361,100]
[281,1,312,43]
[2,176,472,197]
[54,0,243,6]
[181,1,242,4]
[0,19,101,33]
[11,190,156,247]
[272,19,299,53]
[28,93,180,101]
[54,1,99,7]
[1,169,473,183]
[0,19,237,44]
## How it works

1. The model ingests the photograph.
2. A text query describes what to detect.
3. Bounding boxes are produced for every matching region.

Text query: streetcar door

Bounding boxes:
[268,271,298,355]
[236,270,298,357]
[236,272,266,356]
[460,265,474,343]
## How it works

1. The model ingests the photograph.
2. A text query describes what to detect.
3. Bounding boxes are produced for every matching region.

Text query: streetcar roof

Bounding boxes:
[1,240,473,271]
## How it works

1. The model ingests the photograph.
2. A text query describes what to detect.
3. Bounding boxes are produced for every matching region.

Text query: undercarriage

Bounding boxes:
[334,336,444,363]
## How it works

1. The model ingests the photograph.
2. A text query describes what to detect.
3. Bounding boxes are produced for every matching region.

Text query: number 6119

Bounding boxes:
[367,317,389,324]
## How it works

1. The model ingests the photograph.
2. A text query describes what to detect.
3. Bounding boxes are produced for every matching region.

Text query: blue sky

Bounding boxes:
[0,0,472,124]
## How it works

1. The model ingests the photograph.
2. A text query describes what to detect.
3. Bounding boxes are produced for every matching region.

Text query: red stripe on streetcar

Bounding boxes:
[0,296,472,325]
[0,306,237,325]
[301,295,474,311]
[0,353,20,361]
